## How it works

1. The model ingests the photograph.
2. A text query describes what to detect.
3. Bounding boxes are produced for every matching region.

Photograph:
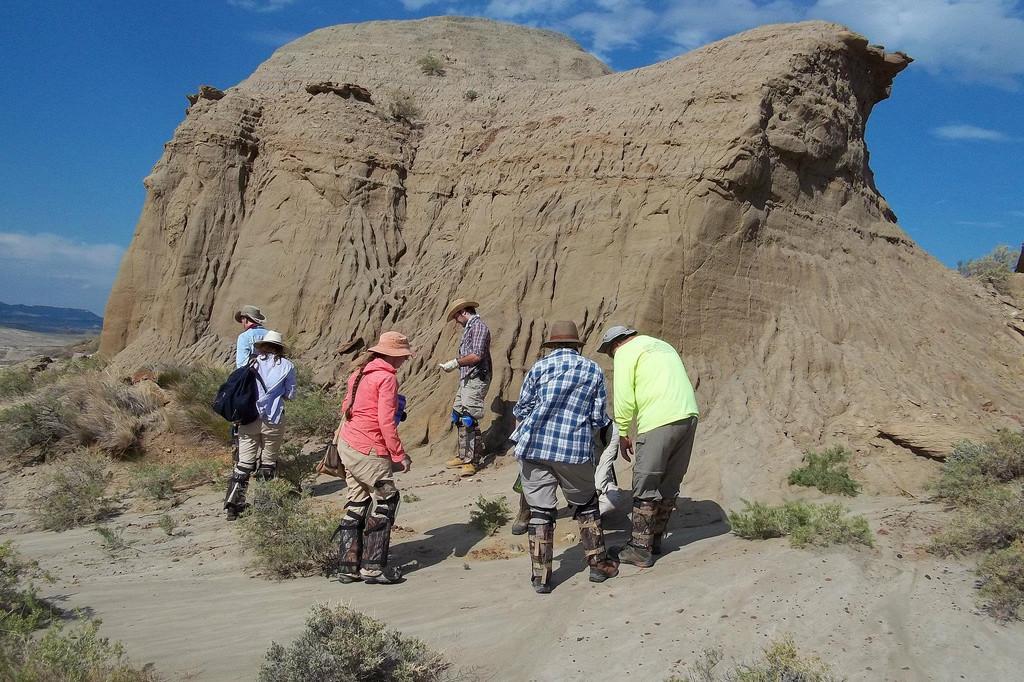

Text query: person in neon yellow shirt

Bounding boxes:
[597,325,699,568]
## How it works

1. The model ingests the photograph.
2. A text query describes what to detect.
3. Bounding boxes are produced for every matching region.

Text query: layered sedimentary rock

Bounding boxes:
[101,17,1024,502]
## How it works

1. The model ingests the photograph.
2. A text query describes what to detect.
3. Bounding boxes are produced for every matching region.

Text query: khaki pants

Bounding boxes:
[237,419,284,467]
[520,459,598,509]
[338,440,397,504]
[632,416,698,502]
[452,375,489,420]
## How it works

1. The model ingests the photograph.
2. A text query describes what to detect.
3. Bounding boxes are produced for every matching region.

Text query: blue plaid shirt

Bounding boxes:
[511,348,611,464]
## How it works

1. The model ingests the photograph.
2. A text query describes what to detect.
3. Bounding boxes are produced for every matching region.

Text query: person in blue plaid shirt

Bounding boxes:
[510,320,619,594]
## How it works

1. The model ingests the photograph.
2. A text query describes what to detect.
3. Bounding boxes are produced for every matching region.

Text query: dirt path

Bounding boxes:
[3,460,1021,681]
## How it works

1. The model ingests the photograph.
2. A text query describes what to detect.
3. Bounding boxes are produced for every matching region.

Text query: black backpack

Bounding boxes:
[212,361,267,425]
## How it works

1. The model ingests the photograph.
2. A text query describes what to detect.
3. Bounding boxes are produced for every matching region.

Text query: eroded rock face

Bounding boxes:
[101,17,1023,502]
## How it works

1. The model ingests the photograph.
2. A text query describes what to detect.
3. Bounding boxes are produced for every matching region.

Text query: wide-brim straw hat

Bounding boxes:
[369,331,414,357]
[541,320,584,347]
[234,304,266,324]
[254,330,285,352]
[445,298,479,321]
[597,324,637,354]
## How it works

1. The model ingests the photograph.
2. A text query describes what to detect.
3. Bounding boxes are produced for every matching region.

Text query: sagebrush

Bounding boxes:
[417,53,445,76]
[788,445,860,496]
[470,495,511,536]
[259,603,452,682]
[0,543,157,681]
[728,500,872,548]
[236,479,337,578]
[30,452,113,531]
[389,90,422,120]
[957,244,1017,292]
[672,635,839,682]
[930,430,1024,620]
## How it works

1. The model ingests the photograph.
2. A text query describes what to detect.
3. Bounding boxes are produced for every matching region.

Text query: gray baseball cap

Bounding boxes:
[597,325,637,354]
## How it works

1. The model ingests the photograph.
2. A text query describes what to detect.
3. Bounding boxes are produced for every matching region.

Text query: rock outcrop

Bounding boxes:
[101,17,1024,503]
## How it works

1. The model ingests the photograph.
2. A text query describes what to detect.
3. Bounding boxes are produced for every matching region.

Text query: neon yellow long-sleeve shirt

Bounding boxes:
[613,335,699,435]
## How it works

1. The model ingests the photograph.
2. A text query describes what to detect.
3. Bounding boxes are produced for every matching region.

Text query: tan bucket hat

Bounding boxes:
[234,304,266,324]
[541,320,584,347]
[254,330,285,352]
[445,298,479,321]
[369,331,414,357]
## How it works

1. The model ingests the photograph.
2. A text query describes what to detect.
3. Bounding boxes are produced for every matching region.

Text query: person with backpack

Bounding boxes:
[334,331,414,585]
[223,331,296,521]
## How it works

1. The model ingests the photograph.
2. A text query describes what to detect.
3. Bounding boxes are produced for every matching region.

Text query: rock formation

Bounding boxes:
[101,17,1024,503]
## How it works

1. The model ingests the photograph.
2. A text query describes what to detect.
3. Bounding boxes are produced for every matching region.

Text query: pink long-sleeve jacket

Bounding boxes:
[339,358,407,463]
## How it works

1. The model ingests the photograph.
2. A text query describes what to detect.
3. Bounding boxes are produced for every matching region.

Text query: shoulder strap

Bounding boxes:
[248,358,267,391]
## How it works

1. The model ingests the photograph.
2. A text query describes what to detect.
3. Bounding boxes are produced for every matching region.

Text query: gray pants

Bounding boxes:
[632,416,697,502]
[520,459,598,510]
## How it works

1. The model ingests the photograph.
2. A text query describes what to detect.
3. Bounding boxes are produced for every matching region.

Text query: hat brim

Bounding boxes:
[446,300,480,321]
[235,310,266,324]
[254,339,284,351]
[597,331,636,354]
[368,345,414,358]
[542,338,584,347]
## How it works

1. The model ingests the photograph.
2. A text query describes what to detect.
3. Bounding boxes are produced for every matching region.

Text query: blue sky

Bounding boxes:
[1,1,1022,315]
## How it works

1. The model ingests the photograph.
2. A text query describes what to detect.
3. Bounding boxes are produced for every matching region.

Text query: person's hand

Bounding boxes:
[438,359,459,372]
[619,435,634,462]
[393,457,412,473]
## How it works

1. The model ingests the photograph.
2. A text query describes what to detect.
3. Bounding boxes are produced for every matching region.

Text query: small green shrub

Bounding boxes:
[417,53,446,76]
[275,443,321,491]
[94,526,136,558]
[929,431,1024,620]
[171,366,231,444]
[0,542,56,636]
[403,493,421,503]
[389,90,422,121]
[157,515,177,537]
[30,453,113,531]
[1,618,158,682]
[673,635,839,682]
[288,388,339,440]
[788,445,860,496]
[131,465,175,500]
[237,479,338,578]
[470,495,511,536]
[154,365,188,389]
[957,244,1017,292]
[463,89,479,102]
[728,500,873,548]
[259,603,452,682]
[175,459,224,488]
[978,540,1024,621]
[0,366,35,399]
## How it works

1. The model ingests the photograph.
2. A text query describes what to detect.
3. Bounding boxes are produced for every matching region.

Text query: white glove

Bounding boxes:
[439,359,459,372]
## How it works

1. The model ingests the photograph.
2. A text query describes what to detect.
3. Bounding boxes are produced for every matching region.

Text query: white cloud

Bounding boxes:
[932,124,1009,141]
[245,29,302,46]
[1010,210,1024,218]
[956,220,1005,228]
[394,1,1024,87]
[227,0,297,12]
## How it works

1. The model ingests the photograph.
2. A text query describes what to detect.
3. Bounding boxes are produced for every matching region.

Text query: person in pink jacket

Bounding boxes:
[334,331,414,585]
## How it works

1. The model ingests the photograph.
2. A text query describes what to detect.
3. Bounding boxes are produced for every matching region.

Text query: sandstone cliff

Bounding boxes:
[101,17,1024,502]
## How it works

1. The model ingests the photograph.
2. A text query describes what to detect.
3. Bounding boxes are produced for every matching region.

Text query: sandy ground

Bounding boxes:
[2,453,1021,682]
[0,326,90,365]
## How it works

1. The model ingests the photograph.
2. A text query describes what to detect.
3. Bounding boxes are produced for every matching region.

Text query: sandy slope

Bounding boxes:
[2,454,1020,681]
[0,326,89,365]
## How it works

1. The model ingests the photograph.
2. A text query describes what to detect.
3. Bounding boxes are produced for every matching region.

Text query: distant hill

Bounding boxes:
[0,301,103,334]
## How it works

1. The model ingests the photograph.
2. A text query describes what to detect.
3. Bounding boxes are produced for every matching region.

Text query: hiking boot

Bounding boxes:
[588,558,620,583]
[610,543,654,568]
[226,507,239,522]
[460,463,477,477]
[445,457,465,469]
[510,493,530,536]
[361,566,403,584]
[532,576,552,594]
